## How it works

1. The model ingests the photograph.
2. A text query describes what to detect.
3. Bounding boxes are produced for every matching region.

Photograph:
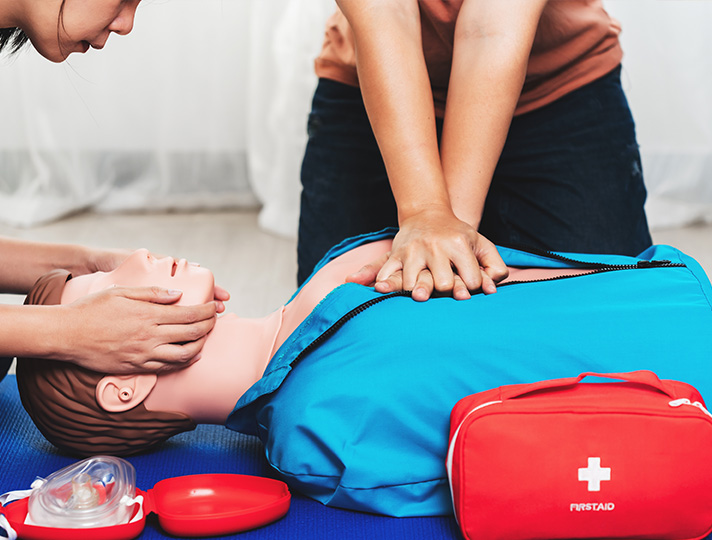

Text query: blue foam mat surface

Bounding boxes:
[0,375,459,539]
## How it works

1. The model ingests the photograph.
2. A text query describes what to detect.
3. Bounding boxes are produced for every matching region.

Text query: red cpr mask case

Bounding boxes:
[0,456,290,539]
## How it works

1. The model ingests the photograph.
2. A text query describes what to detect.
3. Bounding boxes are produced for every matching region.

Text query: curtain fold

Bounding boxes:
[604,0,712,229]
[246,0,334,238]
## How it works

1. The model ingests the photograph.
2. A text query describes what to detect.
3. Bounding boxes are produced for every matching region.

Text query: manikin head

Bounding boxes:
[17,250,215,456]
[60,249,215,306]
[1,0,141,61]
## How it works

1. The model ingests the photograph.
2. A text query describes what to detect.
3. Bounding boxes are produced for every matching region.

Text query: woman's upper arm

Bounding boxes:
[455,0,548,47]
[336,0,420,32]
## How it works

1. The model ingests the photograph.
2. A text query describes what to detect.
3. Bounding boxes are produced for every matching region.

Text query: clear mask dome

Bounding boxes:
[28,456,137,528]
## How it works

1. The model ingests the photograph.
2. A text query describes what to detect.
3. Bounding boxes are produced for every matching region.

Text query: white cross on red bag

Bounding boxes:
[578,457,611,492]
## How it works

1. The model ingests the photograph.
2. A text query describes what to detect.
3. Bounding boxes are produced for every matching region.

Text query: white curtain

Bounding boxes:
[246,0,334,237]
[0,1,260,227]
[1,0,710,234]
[604,0,712,230]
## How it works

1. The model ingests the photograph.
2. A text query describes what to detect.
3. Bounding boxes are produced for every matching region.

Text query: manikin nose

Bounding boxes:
[170,259,190,277]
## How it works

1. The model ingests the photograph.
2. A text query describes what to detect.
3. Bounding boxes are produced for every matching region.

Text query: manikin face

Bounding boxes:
[61,249,215,306]
[26,0,141,62]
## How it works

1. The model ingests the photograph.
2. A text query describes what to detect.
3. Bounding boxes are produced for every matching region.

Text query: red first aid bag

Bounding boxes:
[446,371,712,540]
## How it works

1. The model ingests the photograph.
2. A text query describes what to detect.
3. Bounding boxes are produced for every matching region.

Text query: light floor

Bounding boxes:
[2,209,711,318]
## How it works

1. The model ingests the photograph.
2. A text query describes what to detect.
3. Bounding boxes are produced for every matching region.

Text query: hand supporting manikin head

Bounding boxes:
[17,250,274,457]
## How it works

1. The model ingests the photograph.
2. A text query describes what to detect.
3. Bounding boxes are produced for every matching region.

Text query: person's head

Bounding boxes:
[16,250,215,456]
[1,0,141,62]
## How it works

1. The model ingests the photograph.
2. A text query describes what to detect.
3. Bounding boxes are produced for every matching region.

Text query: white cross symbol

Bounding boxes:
[578,457,611,492]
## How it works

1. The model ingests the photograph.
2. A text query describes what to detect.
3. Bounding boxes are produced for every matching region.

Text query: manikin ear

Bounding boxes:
[96,374,158,412]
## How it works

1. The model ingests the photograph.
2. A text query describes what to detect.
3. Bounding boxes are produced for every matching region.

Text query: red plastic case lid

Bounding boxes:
[1,473,290,540]
[144,473,291,538]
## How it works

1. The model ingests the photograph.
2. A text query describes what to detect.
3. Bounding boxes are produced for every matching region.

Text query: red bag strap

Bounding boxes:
[498,370,686,402]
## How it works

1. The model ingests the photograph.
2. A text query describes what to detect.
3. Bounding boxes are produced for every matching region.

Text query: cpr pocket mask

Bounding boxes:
[447,371,712,540]
[0,456,290,540]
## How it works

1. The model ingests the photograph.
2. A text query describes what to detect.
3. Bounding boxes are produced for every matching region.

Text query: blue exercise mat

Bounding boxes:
[0,374,459,539]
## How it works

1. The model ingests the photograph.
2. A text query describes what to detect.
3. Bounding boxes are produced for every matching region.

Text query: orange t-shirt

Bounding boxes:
[314,0,623,116]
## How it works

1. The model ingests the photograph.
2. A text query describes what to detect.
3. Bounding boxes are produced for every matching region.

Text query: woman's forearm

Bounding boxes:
[0,237,96,294]
[337,0,450,220]
[0,304,64,358]
[335,0,515,298]
[441,0,547,227]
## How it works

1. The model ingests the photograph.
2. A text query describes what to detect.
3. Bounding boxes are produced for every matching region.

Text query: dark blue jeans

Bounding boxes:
[298,66,652,284]
[0,357,12,381]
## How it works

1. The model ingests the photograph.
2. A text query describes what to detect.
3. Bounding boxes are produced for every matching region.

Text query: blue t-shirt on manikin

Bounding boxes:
[226,230,712,518]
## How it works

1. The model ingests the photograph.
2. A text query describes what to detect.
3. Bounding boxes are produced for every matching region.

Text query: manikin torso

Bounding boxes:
[60,241,588,425]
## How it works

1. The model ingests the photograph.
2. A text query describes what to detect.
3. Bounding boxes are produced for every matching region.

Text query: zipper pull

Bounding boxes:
[669,398,691,407]
[637,260,671,268]
[669,398,712,418]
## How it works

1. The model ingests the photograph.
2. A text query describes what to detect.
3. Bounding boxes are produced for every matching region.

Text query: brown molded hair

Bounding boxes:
[16,270,196,457]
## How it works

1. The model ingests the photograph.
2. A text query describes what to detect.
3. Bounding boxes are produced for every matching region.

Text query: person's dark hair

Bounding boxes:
[56,0,69,59]
[0,28,29,54]
[16,270,197,457]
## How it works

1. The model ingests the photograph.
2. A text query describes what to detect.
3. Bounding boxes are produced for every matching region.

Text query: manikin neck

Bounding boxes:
[143,310,284,424]
[142,238,397,425]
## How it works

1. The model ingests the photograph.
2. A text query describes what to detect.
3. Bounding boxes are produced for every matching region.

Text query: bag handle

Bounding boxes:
[499,370,683,402]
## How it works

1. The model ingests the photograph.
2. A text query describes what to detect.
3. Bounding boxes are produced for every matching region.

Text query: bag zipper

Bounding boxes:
[446,400,503,524]
[668,398,712,419]
[446,401,502,474]
[448,397,712,479]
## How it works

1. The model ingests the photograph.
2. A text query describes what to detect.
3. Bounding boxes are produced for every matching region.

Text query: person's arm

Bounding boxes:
[442,0,547,227]
[0,236,229,372]
[337,0,506,301]
[1,236,229,309]
[0,237,104,294]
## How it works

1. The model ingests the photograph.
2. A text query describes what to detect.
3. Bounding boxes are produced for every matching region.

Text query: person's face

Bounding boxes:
[27,0,141,62]
[61,249,215,306]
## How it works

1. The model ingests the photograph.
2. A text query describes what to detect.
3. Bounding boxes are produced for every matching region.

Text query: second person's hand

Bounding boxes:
[347,205,508,300]
[58,286,217,374]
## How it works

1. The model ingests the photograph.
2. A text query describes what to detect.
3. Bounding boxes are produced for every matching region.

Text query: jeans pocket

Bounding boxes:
[306,113,322,139]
